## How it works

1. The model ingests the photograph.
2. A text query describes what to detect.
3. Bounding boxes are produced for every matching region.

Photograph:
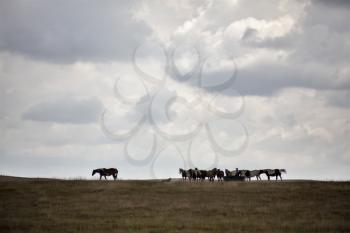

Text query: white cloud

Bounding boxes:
[1,0,349,180]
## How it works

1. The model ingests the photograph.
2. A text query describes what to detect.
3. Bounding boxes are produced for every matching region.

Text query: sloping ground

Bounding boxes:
[0,177,349,233]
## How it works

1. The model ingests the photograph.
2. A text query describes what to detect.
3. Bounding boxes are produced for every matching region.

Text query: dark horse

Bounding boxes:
[92,168,118,180]
[179,168,190,181]
[216,169,224,181]
[263,169,286,180]
[207,168,218,182]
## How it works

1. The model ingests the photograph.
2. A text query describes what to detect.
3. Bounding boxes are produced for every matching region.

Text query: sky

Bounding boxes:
[1,0,349,180]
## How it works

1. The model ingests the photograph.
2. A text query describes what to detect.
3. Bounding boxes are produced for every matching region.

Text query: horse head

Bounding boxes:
[261,169,269,175]
[92,169,97,176]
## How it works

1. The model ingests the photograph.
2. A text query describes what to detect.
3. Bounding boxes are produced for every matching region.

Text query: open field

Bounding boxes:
[0,176,349,233]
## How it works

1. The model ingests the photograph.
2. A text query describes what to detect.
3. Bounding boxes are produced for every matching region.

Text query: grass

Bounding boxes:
[0,176,349,233]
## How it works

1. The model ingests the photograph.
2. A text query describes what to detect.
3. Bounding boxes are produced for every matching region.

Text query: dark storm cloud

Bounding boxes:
[317,0,350,8]
[235,63,350,96]
[22,97,103,124]
[296,1,350,64]
[170,0,350,97]
[1,0,349,180]
[175,62,349,97]
[326,91,350,108]
[0,0,151,63]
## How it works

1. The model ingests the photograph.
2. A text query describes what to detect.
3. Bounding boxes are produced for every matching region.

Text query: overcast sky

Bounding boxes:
[1,0,349,180]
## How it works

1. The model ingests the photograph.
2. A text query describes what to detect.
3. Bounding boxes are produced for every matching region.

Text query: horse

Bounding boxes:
[199,170,207,180]
[188,169,196,181]
[216,169,224,181]
[243,170,264,181]
[92,168,118,180]
[179,168,190,181]
[206,168,218,182]
[194,168,201,181]
[263,169,286,180]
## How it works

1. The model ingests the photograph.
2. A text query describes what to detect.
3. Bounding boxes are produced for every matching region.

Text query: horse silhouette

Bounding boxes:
[92,168,118,180]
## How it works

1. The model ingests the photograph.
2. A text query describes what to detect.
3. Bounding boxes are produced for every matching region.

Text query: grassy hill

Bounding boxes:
[0,176,349,233]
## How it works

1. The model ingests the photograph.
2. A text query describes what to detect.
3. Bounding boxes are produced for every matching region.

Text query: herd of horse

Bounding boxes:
[91,167,287,181]
[179,168,287,181]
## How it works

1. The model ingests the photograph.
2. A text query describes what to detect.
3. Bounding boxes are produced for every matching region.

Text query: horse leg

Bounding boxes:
[99,175,102,180]
[104,175,107,180]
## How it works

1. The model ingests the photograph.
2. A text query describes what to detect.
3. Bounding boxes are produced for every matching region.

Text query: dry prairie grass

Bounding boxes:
[0,176,349,233]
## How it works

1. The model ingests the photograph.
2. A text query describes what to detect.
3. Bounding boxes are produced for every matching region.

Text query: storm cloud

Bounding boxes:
[0,0,151,63]
[22,97,103,124]
[0,0,349,180]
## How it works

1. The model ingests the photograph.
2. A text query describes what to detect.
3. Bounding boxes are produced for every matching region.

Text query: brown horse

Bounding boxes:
[206,168,218,182]
[92,168,118,180]
[263,169,286,180]
[199,170,207,181]
[216,169,224,181]
[179,168,190,181]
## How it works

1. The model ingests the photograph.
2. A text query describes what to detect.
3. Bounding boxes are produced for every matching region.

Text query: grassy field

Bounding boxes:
[0,176,349,233]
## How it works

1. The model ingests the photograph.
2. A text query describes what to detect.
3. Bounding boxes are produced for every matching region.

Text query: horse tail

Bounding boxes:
[280,169,286,173]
